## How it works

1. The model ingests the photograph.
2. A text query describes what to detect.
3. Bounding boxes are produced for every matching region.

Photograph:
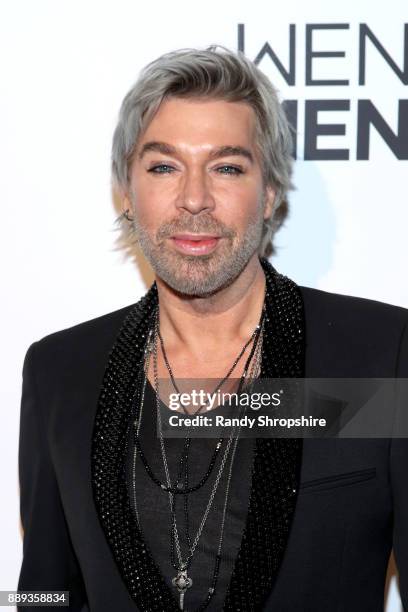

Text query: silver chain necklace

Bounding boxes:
[132,310,265,610]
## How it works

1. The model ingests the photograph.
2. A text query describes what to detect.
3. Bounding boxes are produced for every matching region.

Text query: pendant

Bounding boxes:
[172,568,193,610]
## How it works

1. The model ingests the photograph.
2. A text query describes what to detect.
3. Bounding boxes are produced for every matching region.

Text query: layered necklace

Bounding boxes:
[132,303,265,611]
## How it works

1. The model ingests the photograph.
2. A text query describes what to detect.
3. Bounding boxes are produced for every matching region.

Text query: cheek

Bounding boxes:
[216,180,263,209]
[131,183,168,226]
[204,187,261,236]
[229,185,264,220]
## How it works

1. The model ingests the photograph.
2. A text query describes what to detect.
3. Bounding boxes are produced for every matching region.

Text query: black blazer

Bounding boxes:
[17,286,408,611]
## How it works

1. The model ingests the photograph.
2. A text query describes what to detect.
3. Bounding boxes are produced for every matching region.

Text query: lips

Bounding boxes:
[170,234,221,255]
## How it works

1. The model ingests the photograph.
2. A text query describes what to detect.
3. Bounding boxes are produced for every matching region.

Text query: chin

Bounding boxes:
[143,237,258,297]
[158,260,246,298]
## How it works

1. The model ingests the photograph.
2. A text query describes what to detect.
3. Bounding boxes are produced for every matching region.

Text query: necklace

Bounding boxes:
[153,315,265,610]
[163,313,264,558]
[132,306,264,611]
[169,325,264,611]
[157,305,265,414]
[171,323,264,558]
[133,305,265,495]
[165,321,264,557]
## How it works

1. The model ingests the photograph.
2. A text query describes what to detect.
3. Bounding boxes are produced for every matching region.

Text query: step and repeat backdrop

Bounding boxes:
[1,0,407,609]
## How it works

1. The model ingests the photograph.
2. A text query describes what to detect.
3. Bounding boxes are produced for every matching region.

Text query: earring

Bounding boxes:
[123,208,134,222]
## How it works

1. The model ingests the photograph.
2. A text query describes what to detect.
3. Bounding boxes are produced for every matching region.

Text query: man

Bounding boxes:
[18,47,408,611]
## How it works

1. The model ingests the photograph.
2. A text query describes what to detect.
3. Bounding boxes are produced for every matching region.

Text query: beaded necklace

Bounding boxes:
[132,306,265,610]
[133,305,265,495]
[169,325,264,561]
[167,324,264,611]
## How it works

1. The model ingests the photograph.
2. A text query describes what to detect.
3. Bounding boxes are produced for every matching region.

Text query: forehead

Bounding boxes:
[138,97,258,150]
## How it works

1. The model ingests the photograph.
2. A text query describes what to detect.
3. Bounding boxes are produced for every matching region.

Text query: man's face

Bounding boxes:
[124,97,275,296]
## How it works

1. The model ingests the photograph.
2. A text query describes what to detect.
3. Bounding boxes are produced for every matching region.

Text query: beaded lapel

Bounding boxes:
[92,258,305,611]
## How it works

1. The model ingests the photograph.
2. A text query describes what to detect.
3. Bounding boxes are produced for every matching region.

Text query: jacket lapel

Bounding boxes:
[92,286,180,611]
[91,258,304,611]
[223,259,304,610]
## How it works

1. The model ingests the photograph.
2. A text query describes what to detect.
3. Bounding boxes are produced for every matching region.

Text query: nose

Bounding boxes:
[176,168,215,215]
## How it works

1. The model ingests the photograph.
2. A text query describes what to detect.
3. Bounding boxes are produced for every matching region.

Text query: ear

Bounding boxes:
[121,190,132,216]
[263,185,276,220]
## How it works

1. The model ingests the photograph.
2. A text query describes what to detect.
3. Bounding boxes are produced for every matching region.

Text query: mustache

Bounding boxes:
[156,216,236,240]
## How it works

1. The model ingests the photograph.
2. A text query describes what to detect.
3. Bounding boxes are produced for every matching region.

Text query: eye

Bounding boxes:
[147,164,176,174]
[215,165,244,175]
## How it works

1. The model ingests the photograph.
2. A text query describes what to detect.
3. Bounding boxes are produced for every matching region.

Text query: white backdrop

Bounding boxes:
[1,1,407,610]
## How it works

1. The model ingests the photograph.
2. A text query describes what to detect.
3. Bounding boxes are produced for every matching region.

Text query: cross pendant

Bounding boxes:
[172,568,193,610]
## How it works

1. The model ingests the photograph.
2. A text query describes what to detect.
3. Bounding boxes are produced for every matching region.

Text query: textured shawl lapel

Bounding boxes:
[91,258,305,611]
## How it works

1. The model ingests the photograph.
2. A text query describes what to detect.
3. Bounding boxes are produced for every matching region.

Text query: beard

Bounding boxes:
[131,209,264,298]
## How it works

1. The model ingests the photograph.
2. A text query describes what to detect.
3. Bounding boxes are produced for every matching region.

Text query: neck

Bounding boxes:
[155,254,266,360]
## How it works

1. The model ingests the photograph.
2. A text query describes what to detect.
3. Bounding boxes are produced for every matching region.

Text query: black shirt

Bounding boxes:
[126,378,255,611]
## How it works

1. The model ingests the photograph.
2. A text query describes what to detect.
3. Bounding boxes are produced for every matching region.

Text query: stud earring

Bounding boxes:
[123,208,134,222]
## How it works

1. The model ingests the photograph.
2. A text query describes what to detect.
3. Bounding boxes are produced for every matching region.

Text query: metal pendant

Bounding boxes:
[172,568,193,610]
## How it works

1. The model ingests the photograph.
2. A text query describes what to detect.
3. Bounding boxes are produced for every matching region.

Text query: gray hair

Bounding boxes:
[111,45,294,258]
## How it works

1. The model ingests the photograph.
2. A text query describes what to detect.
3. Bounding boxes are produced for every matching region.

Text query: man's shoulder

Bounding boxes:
[300,285,408,328]
[27,302,138,367]
[299,286,408,321]
[299,286,408,376]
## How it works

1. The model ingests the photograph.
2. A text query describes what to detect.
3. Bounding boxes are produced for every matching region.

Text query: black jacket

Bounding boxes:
[17,285,408,611]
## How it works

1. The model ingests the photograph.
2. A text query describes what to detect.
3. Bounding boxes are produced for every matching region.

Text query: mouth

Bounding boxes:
[170,234,221,256]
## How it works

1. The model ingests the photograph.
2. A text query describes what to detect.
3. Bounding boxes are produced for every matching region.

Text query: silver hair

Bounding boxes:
[111,45,294,258]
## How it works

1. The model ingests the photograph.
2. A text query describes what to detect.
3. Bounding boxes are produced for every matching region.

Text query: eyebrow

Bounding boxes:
[138,141,176,159]
[138,141,254,163]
